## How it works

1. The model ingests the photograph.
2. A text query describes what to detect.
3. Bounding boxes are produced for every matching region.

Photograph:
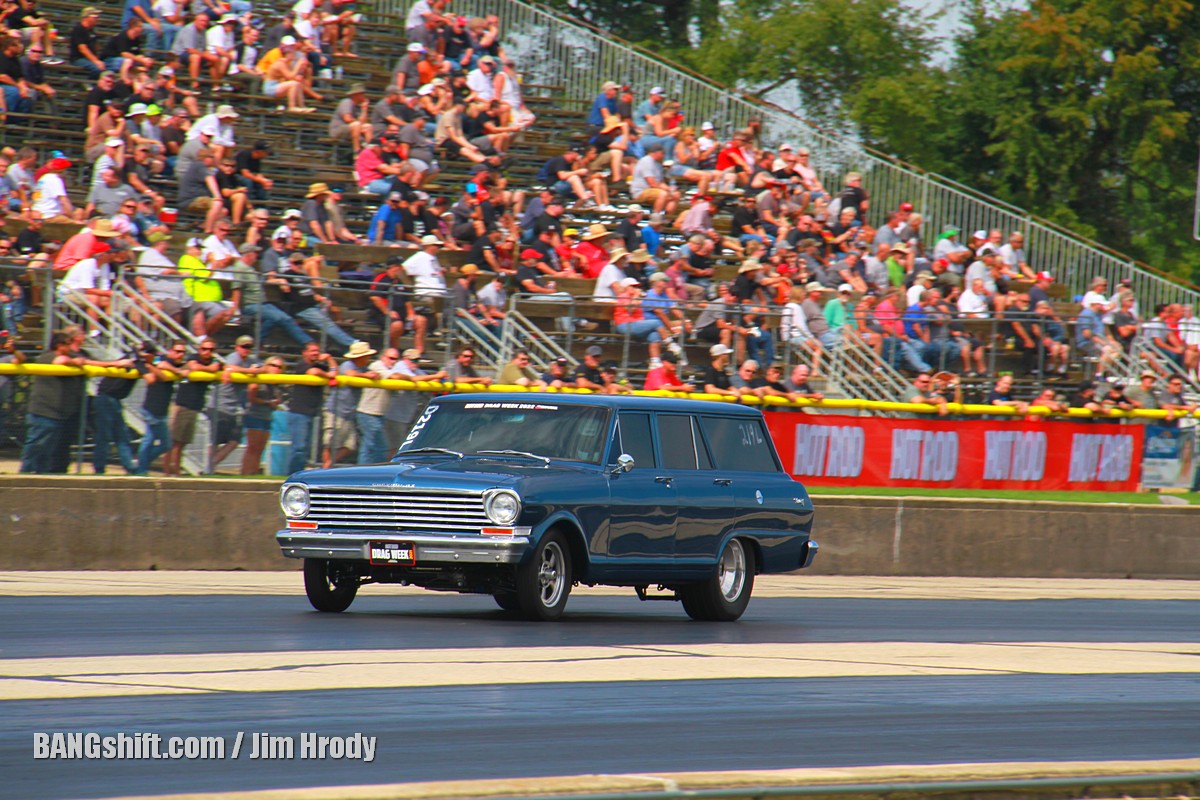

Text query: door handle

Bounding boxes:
[654,476,673,485]
[713,478,732,486]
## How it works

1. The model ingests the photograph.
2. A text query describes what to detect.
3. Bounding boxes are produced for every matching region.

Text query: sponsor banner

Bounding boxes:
[764,413,1142,491]
[1141,425,1197,490]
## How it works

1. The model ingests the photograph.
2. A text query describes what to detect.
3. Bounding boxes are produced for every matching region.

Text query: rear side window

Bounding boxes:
[658,414,701,470]
[699,416,779,472]
[615,412,657,468]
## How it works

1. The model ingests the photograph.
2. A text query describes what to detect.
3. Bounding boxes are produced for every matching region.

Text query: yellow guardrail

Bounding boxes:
[1,363,1196,420]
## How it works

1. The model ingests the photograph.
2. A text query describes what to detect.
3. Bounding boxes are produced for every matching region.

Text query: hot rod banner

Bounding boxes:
[762,413,1143,492]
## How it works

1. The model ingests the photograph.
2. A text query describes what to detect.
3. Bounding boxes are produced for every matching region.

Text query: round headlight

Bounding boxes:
[484,490,521,526]
[280,484,310,518]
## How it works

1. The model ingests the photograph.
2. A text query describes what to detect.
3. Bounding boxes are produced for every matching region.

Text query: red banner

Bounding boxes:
[763,413,1143,492]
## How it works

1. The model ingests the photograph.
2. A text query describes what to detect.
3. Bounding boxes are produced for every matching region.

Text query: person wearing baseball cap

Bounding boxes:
[703,343,747,398]
[572,345,608,391]
[587,79,621,135]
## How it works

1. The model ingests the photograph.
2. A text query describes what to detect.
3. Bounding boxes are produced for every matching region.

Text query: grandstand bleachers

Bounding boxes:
[1,0,1198,415]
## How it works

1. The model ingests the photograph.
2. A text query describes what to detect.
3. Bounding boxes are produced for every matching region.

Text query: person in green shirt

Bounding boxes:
[824,284,851,331]
[177,237,233,336]
[886,242,912,288]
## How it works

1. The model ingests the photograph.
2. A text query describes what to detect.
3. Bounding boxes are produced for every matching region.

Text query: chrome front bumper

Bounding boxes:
[276,530,531,564]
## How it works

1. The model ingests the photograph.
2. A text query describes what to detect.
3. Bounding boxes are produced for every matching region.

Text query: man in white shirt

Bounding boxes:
[957,277,991,318]
[998,231,1029,277]
[403,235,447,297]
[906,271,935,308]
[466,56,497,101]
[405,0,438,32]
[59,244,124,328]
[187,105,238,159]
[477,275,508,316]
[33,158,75,222]
[592,249,630,301]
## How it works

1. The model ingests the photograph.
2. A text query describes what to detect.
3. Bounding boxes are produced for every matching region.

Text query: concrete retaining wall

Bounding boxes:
[1,477,1197,577]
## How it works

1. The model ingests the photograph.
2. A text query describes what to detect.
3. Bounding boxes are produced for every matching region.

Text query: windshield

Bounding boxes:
[398,400,612,464]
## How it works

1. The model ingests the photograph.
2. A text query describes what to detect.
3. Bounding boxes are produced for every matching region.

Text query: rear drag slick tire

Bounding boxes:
[680,538,754,621]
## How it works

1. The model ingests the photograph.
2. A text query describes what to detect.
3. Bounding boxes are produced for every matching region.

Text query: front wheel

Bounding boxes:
[515,531,572,621]
[680,538,755,621]
[302,558,359,612]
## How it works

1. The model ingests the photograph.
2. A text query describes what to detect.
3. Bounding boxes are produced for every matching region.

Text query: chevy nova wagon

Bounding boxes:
[277,393,817,621]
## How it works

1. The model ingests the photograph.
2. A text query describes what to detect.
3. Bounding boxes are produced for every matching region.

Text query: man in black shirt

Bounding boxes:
[284,341,339,474]
[573,345,605,390]
[368,258,420,350]
[164,338,221,476]
[99,17,151,82]
[235,141,273,201]
[441,15,474,71]
[465,227,508,274]
[137,339,187,474]
[702,343,745,398]
[730,194,766,245]
[69,6,105,77]
[0,36,34,118]
[83,70,132,126]
[14,210,44,256]
[531,196,565,245]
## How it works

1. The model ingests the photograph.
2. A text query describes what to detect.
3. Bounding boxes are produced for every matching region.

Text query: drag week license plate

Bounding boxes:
[369,542,416,565]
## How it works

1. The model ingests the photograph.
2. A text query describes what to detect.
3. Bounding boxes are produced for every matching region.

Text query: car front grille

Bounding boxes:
[306,487,490,532]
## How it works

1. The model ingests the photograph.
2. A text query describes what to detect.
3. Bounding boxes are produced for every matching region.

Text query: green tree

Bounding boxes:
[936,0,1200,277]
[680,0,940,133]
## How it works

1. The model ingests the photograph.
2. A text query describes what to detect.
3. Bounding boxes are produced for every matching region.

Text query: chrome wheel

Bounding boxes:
[680,538,756,622]
[515,531,573,621]
[537,540,567,608]
[717,538,747,602]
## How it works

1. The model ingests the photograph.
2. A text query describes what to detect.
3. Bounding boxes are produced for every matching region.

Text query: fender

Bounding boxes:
[531,511,591,580]
[716,528,814,574]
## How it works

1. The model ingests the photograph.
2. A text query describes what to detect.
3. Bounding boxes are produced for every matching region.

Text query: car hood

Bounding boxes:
[289,455,596,491]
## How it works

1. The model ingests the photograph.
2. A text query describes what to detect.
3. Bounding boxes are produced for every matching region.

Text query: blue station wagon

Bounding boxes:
[277,394,818,621]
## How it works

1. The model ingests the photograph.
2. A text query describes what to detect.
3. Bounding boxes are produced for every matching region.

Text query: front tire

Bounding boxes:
[515,531,572,621]
[680,538,755,621]
[303,558,359,612]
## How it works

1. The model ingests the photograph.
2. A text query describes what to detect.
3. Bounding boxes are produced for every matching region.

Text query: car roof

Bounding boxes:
[433,392,763,417]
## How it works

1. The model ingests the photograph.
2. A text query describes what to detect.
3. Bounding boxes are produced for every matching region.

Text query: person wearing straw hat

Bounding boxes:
[300,182,334,244]
[592,247,631,301]
[574,223,612,278]
[320,341,381,469]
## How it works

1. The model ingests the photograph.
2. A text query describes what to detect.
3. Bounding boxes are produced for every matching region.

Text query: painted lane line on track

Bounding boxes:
[2,642,1198,700]
[4,573,1200,599]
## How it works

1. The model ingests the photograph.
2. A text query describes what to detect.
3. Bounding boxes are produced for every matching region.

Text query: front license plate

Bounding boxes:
[369,541,416,566]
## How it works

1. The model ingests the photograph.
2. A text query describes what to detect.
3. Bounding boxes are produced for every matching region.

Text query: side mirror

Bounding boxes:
[613,453,635,474]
